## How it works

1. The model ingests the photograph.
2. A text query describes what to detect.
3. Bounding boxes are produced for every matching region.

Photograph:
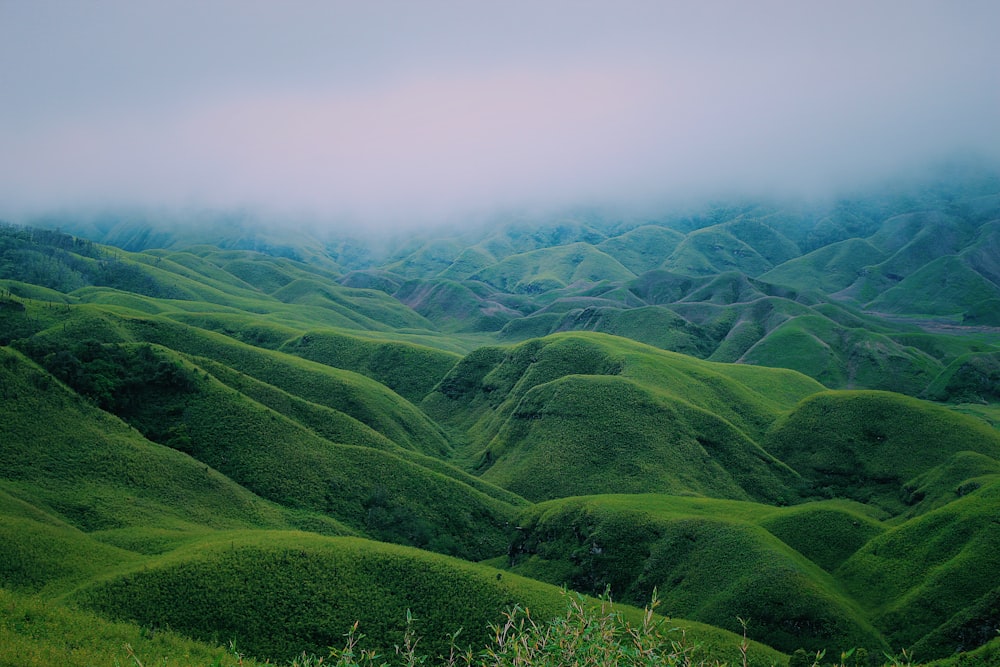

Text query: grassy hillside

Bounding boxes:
[924,351,1000,403]
[0,347,309,539]
[3,172,1000,666]
[867,256,1000,321]
[0,587,258,667]
[71,532,786,666]
[472,243,636,293]
[394,278,527,332]
[423,332,826,505]
[278,328,461,403]
[8,330,515,559]
[759,238,887,293]
[502,494,887,655]
[499,304,714,358]
[764,391,1000,515]
[7,214,997,398]
[838,479,1000,660]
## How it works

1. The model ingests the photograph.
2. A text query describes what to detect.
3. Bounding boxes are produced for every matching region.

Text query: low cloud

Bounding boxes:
[2,1,999,227]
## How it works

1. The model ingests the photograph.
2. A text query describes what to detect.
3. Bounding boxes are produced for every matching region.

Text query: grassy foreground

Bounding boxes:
[2,586,940,667]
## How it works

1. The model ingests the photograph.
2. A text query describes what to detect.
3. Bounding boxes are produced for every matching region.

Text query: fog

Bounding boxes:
[2,1,999,228]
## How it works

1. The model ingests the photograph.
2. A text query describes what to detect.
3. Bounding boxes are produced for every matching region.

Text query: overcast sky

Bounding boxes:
[2,1,999,226]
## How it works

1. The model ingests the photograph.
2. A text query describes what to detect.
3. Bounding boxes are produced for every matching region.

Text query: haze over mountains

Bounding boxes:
[3,2,1000,223]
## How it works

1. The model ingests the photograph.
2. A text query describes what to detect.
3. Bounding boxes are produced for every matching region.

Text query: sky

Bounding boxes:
[2,1,1000,227]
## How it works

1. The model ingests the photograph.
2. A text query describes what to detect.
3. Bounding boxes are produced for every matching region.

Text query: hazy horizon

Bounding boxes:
[3,1,999,228]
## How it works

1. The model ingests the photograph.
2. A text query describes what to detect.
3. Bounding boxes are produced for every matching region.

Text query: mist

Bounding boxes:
[2,1,999,228]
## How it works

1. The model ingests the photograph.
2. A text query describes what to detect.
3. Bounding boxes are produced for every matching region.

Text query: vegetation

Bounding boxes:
[2,170,1000,665]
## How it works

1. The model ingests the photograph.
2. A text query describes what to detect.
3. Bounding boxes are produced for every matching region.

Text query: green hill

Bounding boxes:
[498,305,714,358]
[867,256,1000,320]
[394,278,526,332]
[760,238,887,293]
[924,351,1000,402]
[0,587,260,667]
[472,243,636,293]
[4,170,1000,665]
[764,390,1000,515]
[278,329,461,403]
[424,332,822,503]
[664,224,781,277]
[739,314,943,394]
[503,494,887,655]
[838,479,1000,660]
[0,347,310,540]
[69,532,785,666]
[596,225,686,274]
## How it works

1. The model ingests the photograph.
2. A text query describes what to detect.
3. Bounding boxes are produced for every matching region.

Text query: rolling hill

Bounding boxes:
[2,167,1000,664]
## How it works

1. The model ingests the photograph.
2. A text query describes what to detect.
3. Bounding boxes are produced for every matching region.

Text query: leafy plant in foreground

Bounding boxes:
[321,589,706,667]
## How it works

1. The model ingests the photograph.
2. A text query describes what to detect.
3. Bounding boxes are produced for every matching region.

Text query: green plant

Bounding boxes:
[319,589,707,667]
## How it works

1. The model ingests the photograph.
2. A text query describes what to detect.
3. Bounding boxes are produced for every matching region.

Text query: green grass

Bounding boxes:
[272,278,436,331]
[384,238,464,278]
[103,314,451,455]
[439,245,498,280]
[764,390,1000,515]
[596,224,686,274]
[924,351,1000,403]
[278,328,461,403]
[760,238,887,293]
[837,479,1000,659]
[0,587,253,667]
[503,494,887,655]
[757,501,887,572]
[5,205,1000,666]
[664,228,773,277]
[476,373,797,503]
[0,491,142,596]
[499,305,714,358]
[394,279,526,332]
[867,256,1000,318]
[741,315,943,394]
[4,339,515,560]
[426,331,823,439]
[0,347,297,535]
[472,243,636,294]
[70,532,787,666]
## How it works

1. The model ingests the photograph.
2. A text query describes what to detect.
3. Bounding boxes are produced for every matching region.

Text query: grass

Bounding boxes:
[596,224,686,274]
[499,305,714,359]
[69,533,784,667]
[837,479,1000,659]
[4,338,515,560]
[0,587,253,667]
[476,374,797,503]
[759,238,887,293]
[924,351,1000,403]
[502,494,888,655]
[664,228,770,277]
[764,390,1000,515]
[393,279,526,333]
[741,315,943,394]
[0,347,297,535]
[472,243,636,294]
[867,256,1000,318]
[4,202,1000,666]
[278,329,461,403]
[424,332,824,451]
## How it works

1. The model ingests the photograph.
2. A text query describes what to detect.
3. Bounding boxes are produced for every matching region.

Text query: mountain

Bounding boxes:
[2,168,1000,664]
